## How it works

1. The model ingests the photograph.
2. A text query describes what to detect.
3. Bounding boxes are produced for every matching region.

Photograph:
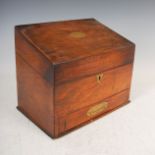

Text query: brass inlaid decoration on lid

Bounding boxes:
[69,31,86,38]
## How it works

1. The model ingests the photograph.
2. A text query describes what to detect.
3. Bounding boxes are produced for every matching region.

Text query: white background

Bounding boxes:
[1,0,155,155]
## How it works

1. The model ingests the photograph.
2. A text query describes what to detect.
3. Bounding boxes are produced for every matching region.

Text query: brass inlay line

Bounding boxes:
[69,31,86,38]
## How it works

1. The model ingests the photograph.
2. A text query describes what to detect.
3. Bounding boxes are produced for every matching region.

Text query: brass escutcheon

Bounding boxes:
[96,73,104,84]
[87,102,108,117]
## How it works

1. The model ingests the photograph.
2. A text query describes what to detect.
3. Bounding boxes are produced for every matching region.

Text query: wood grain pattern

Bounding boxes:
[15,28,52,82]
[58,89,130,134]
[55,64,133,117]
[16,54,54,137]
[15,18,135,138]
[19,18,134,64]
[55,46,134,84]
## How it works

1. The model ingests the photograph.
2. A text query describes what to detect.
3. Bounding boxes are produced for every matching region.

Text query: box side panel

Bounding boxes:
[15,27,51,81]
[15,28,55,137]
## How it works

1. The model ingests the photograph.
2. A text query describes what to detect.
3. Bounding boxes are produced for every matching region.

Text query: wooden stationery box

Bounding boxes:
[15,18,135,138]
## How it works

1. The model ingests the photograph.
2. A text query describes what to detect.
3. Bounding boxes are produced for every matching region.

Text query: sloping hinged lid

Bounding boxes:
[17,18,134,65]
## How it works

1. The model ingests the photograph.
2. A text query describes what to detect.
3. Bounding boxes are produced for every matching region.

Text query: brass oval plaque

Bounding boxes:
[87,102,108,117]
[69,31,86,38]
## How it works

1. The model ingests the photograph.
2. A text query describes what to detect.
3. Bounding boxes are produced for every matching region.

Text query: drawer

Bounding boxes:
[58,89,130,134]
[55,64,133,117]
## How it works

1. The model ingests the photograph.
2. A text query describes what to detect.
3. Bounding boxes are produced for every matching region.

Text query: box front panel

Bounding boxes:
[55,64,133,117]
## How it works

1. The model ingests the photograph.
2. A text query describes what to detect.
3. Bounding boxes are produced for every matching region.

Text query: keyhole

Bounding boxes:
[98,76,101,81]
[96,73,103,84]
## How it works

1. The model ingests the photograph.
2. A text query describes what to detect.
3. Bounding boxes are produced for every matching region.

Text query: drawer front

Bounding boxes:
[55,64,133,117]
[58,89,130,134]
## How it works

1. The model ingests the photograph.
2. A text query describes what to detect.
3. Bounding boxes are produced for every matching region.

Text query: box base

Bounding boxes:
[17,100,130,139]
